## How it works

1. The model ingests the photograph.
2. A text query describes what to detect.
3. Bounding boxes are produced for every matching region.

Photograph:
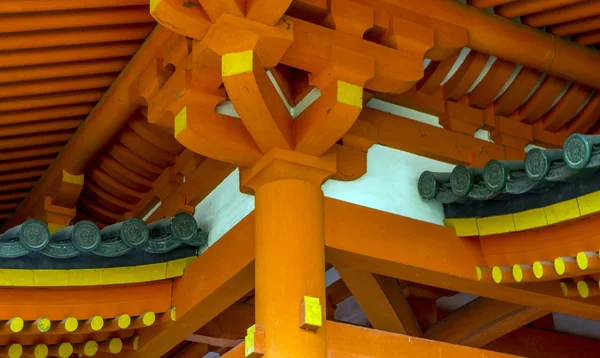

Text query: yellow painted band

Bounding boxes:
[90,316,104,331]
[37,317,51,333]
[7,344,22,358]
[142,312,156,327]
[577,281,590,298]
[109,338,123,354]
[222,50,253,77]
[9,317,24,333]
[554,258,566,275]
[117,315,131,329]
[57,343,73,358]
[0,257,195,287]
[491,266,503,283]
[337,81,363,108]
[512,265,523,282]
[84,341,98,356]
[64,317,78,332]
[34,344,48,358]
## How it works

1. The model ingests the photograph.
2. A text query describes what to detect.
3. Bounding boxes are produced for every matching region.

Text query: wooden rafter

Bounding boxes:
[336,268,422,336]
[424,297,548,347]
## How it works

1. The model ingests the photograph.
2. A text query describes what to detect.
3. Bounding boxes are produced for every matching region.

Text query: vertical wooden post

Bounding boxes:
[241,148,336,358]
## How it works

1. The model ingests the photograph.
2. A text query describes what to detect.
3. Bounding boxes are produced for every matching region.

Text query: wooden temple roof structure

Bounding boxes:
[2,0,600,357]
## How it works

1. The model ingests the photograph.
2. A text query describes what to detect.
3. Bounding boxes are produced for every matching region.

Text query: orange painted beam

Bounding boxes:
[424,297,548,347]
[323,198,600,319]
[0,281,171,321]
[174,105,262,167]
[327,321,519,357]
[359,108,505,165]
[0,74,115,99]
[480,213,600,266]
[131,214,255,358]
[384,0,600,90]
[150,0,212,39]
[483,326,600,358]
[2,25,172,232]
[336,268,422,336]
[0,59,127,83]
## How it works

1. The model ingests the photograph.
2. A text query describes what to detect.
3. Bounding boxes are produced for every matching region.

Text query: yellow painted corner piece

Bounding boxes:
[544,199,581,225]
[62,169,84,185]
[149,0,162,12]
[245,325,262,358]
[174,106,187,138]
[444,218,479,237]
[337,81,363,108]
[166,257,196,278]
[477,214,516,236]
[222,50,253,77]
[578,191,600,216]
[300,296,322,330]
[513,208,547,231]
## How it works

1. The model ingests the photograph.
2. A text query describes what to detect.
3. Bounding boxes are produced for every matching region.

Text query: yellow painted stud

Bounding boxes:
[3,343,22,358]
[63,317,78,332]
[578,280,592,298]
[554,257,578,276]
[512,208,547,231]
[337,81,363,108]
[560,281,571,297]
[491,266,513,283]
[36,317,51,333]
[89,316,104,331]
[142,312,156,327]
[62,169,84,185]
[475,266,492,281]
[33,344,48,358]
[445,218,479,237]
[108,338,123,354]
[6,317,24,333]
[512,264,534,283]
[131,336,139,351]
[577,191,600,216]
[544,199,581,225]
[170,307,177,322]
[533,261,554,279]
[576,251,600,270]
[117,315,131,329]
[222,50,253,77]
[83,341,98,356]
[476,214,516,236]
[174,107,187,139]
[55,343,73,358]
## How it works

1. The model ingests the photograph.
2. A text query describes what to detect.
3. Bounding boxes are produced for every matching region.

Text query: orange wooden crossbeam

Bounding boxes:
[483,326,600,358]
[222,321,520,358]
[424,297,548,347]
[336,268,422,336]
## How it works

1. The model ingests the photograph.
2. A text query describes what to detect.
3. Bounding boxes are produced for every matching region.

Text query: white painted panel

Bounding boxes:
[323,144,453,226]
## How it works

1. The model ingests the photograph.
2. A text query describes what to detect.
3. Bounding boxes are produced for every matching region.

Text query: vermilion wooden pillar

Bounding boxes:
[241,148,336,357]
